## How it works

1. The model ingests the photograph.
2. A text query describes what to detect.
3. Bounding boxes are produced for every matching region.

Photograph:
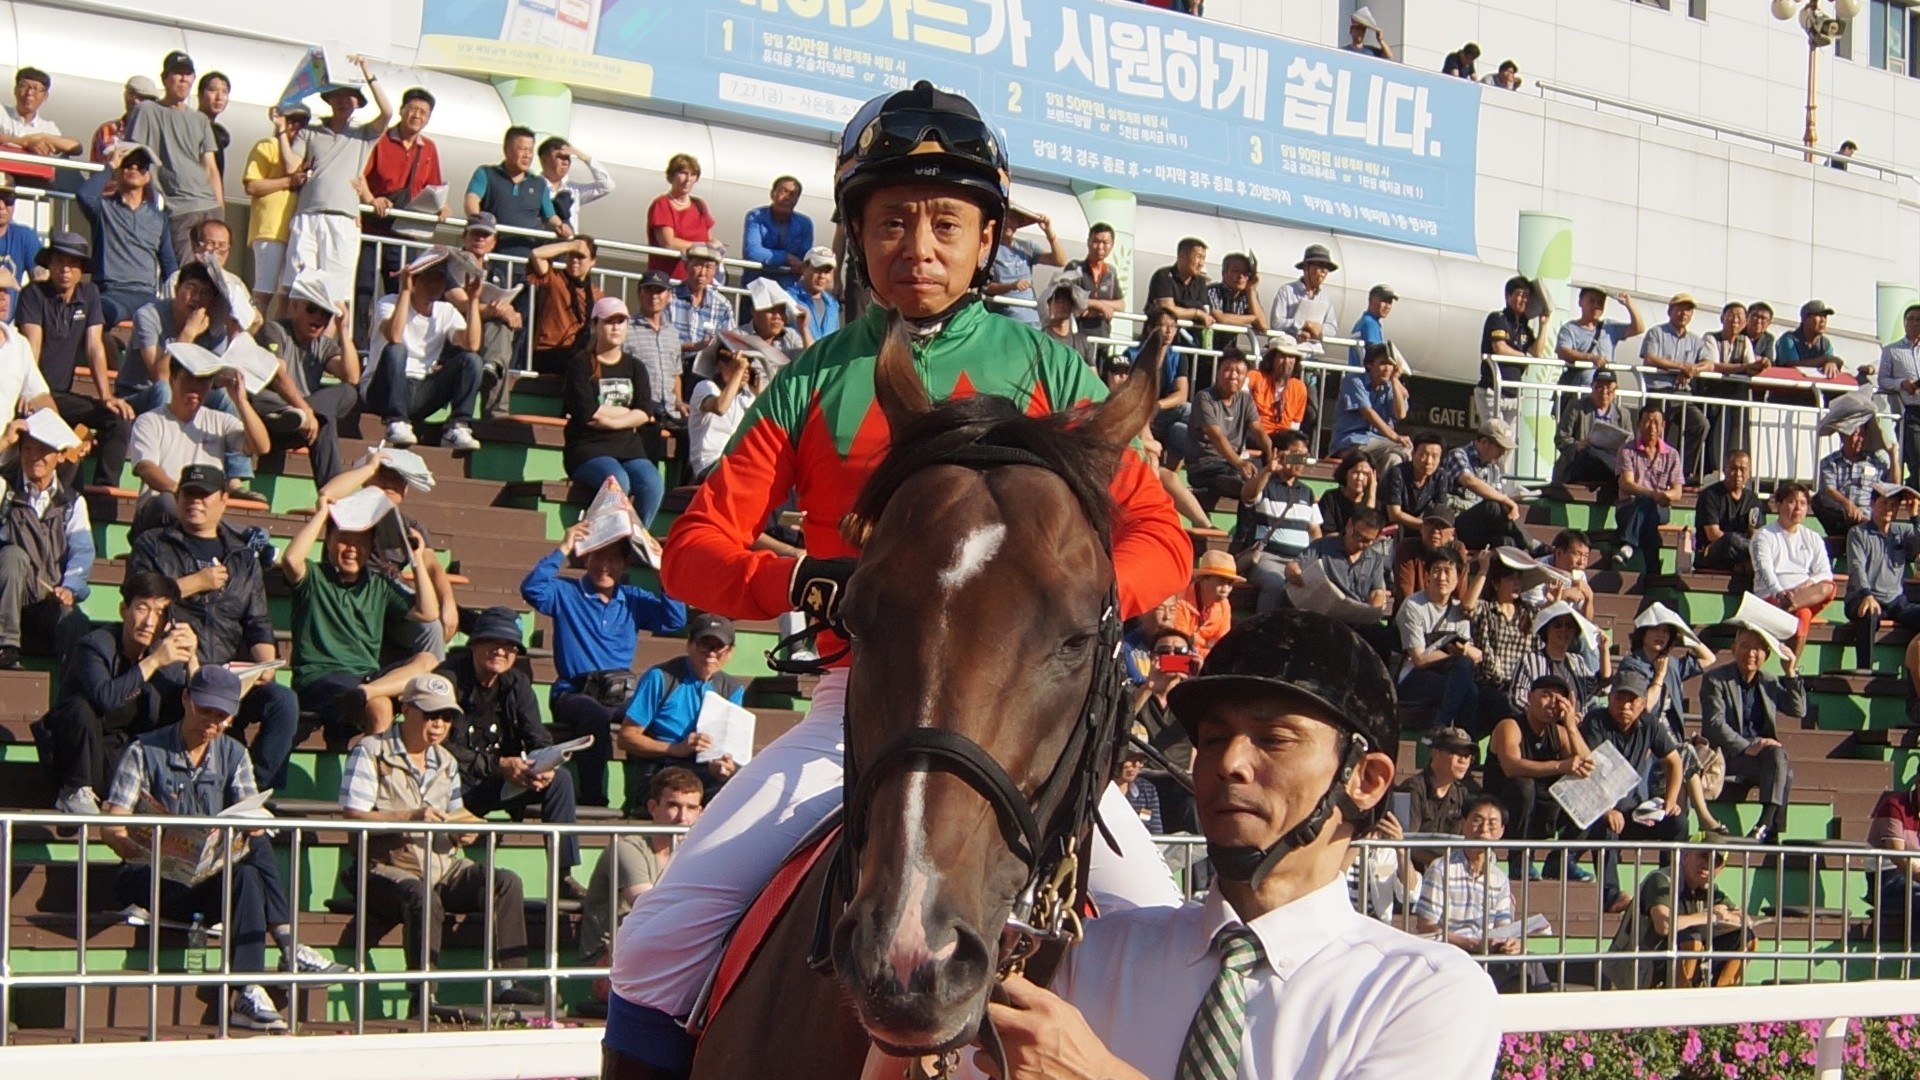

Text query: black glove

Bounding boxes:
[790,556,857,625]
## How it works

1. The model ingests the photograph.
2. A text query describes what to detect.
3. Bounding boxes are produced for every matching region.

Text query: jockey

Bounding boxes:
[602,81,1193,1076]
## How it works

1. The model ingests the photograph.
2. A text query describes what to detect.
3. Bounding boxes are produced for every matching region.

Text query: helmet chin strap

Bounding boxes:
[1207,735,1367,891]
[900,293,977,338]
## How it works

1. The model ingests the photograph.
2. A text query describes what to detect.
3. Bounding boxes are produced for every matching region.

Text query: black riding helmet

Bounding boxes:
[833,80,1010,291]
[1167,610,1400,889]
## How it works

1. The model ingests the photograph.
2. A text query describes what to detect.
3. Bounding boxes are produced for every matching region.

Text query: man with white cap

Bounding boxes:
[687,332,767,481]
[1441,419,1536,553]
[742,277,805,353]
[1342,6,1395,60]
[258,270,359,486]
[0,409,93,669]
[75,141,174,326]
[1699,613,1799,843]
[667,243,733,364]
[279,56,392,308]
[787,245,841,341]
[1842,481,1920,673]
[90,74,158,165]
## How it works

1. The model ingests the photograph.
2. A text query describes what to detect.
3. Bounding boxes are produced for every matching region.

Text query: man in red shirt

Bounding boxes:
[356,87,445,326]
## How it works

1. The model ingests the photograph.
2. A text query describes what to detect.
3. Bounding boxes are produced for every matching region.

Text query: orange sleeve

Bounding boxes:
[660,415,801,620]
[1278,380,1307,431]
[1109,449,1192,620]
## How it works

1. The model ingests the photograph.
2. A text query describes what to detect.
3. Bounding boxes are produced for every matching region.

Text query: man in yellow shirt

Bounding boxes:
[241,104,310,316]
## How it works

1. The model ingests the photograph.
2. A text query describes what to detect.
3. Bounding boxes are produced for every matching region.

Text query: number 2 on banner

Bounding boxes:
[722,18,734,51]
[1006,81,1023,114]
[1248,134,1264,166]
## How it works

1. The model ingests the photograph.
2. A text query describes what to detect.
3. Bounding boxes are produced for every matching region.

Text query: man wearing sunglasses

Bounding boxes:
[525,234,603,377]
[75,143,175,325]
[605,81,1188,1079]
[256,271,359,486]
[538,137,614,234]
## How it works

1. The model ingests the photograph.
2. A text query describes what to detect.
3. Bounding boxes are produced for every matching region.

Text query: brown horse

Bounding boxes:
[687,327,1160,1079]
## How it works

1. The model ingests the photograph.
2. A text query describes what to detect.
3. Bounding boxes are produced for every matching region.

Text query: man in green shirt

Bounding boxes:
[1605,842,1756,989]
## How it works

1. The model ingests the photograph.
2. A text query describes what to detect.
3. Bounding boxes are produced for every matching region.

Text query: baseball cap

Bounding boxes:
[1610,669,1652,699]
[592,295,630,322]
[125,75,160,100]
[466,606,525,650]
[178,463,226,494]
[400,672,463,715]
[684,243,722,264]
[186,666,243,717]
[162,50,195,76]
[1591,369,1619,386]
[1368,284,1398,302]
[637,270,672,291]
[1668,293,1698,309]
[1477,418,1516,451]
[1421,504,1458,527]
[1529,673,1575,698]
[1802,298,1836,318]
[1427,726,1477,754]
[464,212,497,235]
[803,246,838,269]
[688,612,736,646]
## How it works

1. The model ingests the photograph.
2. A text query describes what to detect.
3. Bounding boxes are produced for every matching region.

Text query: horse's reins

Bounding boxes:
[780,439,1137,1079]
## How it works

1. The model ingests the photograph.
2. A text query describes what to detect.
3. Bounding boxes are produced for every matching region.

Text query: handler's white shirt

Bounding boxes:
[990,878,1500,1080]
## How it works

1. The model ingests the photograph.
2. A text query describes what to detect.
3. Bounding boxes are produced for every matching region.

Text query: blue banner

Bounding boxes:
[419,0,1481,254]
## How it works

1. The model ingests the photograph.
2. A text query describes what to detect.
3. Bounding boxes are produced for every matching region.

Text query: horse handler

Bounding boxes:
[603,81,1193,1076]
[972,610,1501,1080]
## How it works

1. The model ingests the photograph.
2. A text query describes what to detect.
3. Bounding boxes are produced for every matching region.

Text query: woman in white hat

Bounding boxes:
[1620,602,1727,832]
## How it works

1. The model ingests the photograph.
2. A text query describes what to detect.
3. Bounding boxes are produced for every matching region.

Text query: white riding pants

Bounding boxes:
[609,669,1182,1015]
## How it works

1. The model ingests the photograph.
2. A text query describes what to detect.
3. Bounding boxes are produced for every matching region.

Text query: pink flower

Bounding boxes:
[1684,1031,1704,1064]
[1580,1053,1595,1068]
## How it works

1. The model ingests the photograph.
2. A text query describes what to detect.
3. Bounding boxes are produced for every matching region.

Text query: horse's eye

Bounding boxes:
[1059,632,1095,655]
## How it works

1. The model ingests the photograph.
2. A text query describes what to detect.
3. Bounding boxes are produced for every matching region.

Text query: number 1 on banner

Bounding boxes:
[1006,81,1023,114]
[722,18,734,51]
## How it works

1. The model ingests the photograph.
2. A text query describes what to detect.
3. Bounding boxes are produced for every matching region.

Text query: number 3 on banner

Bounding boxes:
[1006,81,1022,114]
[1248,134,1263,166]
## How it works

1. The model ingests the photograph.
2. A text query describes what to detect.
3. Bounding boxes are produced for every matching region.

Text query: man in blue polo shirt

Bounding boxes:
[617,613,745,810]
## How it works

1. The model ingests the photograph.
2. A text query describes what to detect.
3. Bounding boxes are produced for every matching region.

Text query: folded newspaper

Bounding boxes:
[501,735,596,800]
[376,447,436,492]
[577,479,664,570]
[1284,557,1386,626]
[1495,547,1572,591]
[1586,420,1632,454]
[166,333,283,396]
[1548,742,1639,830]
[132,789,274,886]
[228,659,286,695]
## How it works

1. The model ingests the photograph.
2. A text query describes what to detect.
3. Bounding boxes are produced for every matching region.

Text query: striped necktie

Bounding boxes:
[1174,926,1265,1080]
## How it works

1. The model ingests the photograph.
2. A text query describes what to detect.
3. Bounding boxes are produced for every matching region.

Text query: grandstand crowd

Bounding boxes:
[0,46,1918,1040]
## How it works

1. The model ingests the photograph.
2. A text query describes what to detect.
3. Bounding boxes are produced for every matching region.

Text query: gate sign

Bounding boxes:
[420,0,1482,254]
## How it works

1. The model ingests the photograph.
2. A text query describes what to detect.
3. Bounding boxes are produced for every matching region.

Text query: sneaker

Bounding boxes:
[231,985,289,1033]
[283,942,351,975]
[493,981,543,1006]
[1566,865,1595,883]
[0,646,19,670]
[54,786,100,815]
[441,425,481,452]
[1616,544,1635,566]
[385,420,418,448]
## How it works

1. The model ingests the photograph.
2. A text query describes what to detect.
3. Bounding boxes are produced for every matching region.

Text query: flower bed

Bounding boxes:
[1499,1018,1920,1079]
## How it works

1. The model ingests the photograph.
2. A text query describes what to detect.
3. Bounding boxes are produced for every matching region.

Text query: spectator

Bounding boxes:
[1115,736,1163,835]
[1246,334,1310,436]
[1347,284,1396,366]
[1143,236,1210,332]
[1442,419,1534,552]
[1751,481,1836,660]
[618,613,745,807]
[1342,7,1394,60]
[127,463,302,794]
[1319,453,1379,537]
[1041,276,1097,367]
[579,766,705,970]
[1484,674,1592,880]
[1205,251,1267,348]
[1693,451,1762,577]
[190,69,228,166]
[513,234,601,379]
[0,175,40,311]
[1702,301,1767,456]
[1621,603,1718,742]
[440,213,519,416]
[241,104,310,313]
[537,137,613,233]
[985,207,1071,327]
[255,272,358,487]
[527,515,688,805]
[366,255,484,451]
[668,243,734,363]
[1553,370,1627,519]
[89,75,157,164]
[1238,427,1321,612]
[1843,482,1920,673]
[338,671,539,1008]
[17,232,131,484]
[645,152,711,276]
[1401,726,1478,844]
[743,277,805,354]
[1525,528,1598,617]
[1880,304,1920,488]
[1814,422,1890,539]
[1413,795,1544,992]
[737,174,812,287]
[161,218,259,332]
[38,571,187,812]
[1701,624,1800,842]
[564,296,665,525]
[1187,550,1240,657]
[1061,222,1125,339]
[1128,625,1198,757]
[787,246,841,341]
[1776,299,1841,377]
[358,87,447,320]
[1468,552,1538,730]
[467,126,570,260]
[1605,845,1756,989]
[1269,243,1339,343]
[1,66,77,156]
[1866,785,1920,936]
[437,607,585,892]
[1442,42,1481,79]
[126,365,270,537]
[623,270,686,435]
[1329,342,1410,468]
[1482,60,1523,90]
[1509,601,1608,711]
[1137,307,1190,465]
[1579,670,1687,913]
[1478,276,1545,436]
[125,50,223,263]
[124,259,237,415]
[75,143,175,326]
[1393,503,1467,608]
[0,410,91,669]
[1385,432,1447,533]
[103,665,348,1031]
[282,495,445,736]
[278,64,391,313]
[1395,546,1481,732]
[1184,347,1266,499]
[688,334,766,483]
[1555,287,1642,388]
[1287,506,1397,658]
[1616,405,1685,573]
[315,447,457,660]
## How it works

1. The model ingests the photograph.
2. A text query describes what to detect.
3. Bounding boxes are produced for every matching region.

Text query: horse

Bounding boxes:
[686,324,1162,1079]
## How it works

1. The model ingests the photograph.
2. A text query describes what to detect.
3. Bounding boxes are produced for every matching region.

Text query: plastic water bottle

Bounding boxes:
[185,913,208,974]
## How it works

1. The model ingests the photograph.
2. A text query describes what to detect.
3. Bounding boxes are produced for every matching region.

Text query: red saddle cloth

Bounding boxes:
[691,823,842,1039]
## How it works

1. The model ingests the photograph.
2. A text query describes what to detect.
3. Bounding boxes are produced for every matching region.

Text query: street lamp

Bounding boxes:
[1773,0,1863,160]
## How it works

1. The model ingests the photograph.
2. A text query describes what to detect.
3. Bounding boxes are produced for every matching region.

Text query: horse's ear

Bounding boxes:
[873,314,931,431]
[1083,348,1159,452]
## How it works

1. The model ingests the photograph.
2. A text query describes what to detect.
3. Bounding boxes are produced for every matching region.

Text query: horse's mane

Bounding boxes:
[844,393,1120,549]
